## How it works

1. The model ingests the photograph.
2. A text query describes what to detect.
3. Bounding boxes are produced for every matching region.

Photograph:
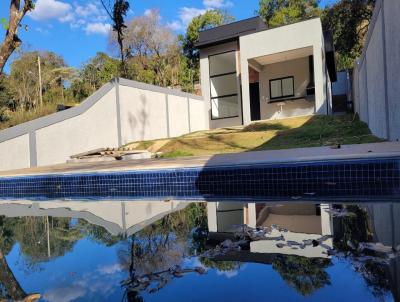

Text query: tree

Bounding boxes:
[8,51,67,110]
[321,0,376,70]
[272,255,331,296]
[0,0,35,73]
[120,9,182,87]
[0,73,12,120]
[258,0,321,28]
[180,10,230,79]
[101,0,130,77]
[70,52,119,101]
[108,9,193,90]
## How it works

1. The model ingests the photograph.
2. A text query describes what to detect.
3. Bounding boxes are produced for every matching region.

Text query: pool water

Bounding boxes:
[0,200,398,302]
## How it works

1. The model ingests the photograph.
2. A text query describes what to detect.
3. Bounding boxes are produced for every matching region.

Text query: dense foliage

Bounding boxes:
[258,0,321,27]
[258,0,376,70]
[322,0,376,69]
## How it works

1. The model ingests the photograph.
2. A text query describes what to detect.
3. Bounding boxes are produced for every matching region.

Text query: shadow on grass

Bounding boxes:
[208,134,248,150]
[242,122,291,132]
[251,115,383,152]
[145,115,383,158]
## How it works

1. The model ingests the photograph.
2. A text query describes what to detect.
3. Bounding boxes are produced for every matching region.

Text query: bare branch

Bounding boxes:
[100,0,113,20]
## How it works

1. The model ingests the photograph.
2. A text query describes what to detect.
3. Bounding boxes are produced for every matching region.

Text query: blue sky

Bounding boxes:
[1,0,336,72]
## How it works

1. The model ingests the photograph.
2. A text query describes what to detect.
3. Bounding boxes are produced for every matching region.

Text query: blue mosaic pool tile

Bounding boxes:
[0,157,399,201]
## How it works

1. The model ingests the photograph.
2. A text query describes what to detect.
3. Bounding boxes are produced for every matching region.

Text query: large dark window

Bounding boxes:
[269,76,294,100]
[209,51,239,119]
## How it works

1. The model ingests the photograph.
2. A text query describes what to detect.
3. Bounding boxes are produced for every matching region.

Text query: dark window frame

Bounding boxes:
[208,50,239,120]
[269,76,295,100]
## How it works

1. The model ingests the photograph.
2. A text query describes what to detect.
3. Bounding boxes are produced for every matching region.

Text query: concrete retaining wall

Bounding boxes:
[0,78,205,171]
[353,0,400,141]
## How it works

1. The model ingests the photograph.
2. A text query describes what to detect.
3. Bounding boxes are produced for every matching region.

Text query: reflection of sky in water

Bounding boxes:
[7,239,128,302]
[0,201,397,302]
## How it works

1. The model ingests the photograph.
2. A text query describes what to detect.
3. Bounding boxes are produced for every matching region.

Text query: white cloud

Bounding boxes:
[144,9,153,17]
[84,22,112,35]
[166,20,184,31]
[35,27,50,34]
[179,7,207,26]
[216,269,239,278]
[28,0,72,21]
[44,285,86,302]
[97,263,123,275]
[166,7,206,32]
[59,12,75,23]
[203,0,234,9]
[29,0,111,35]
[167,0,234,33]
[75,3,101,18]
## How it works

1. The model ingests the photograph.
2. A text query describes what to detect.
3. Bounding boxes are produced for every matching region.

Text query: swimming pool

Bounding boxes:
[0,156,399,201]
[0,200,398,301]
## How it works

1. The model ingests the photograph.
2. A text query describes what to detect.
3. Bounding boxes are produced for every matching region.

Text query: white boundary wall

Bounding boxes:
[0,78,205,171]
[353,0,400,141]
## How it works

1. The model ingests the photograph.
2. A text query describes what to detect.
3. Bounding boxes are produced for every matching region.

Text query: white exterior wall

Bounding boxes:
[0,134,30,170]
[168,95,190,137]
[239,18,328,124]
[353,0,400,141]
[189,98,208,132]
[0,79,205,171]
[384,0,400,141]
[259,57,315,119]
[119,86,168,143]
[0,200,188,236]
[365,12,387,138]
[199,41,243,129]
[36,88,119,166]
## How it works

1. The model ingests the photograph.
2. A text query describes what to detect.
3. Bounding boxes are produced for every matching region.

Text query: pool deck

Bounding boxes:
[1,142,400,177]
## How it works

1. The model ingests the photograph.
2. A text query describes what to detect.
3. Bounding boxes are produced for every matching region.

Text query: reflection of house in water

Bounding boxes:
[367,204,400,302]
[207,202,333,258]
[0,200,189,237]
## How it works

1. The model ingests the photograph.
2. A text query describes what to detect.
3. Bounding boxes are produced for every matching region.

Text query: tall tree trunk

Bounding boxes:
[0,0,34,73]
[117,30,127,78]
[0,248,26,300]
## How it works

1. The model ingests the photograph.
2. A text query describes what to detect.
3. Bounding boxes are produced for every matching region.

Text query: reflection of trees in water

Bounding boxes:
[119,203,208,276]
[0,214,121,301]
[78,219,123,247]
[333,205,373,252]
[0,248,27,301]
[0,216,122,265]
[0,216,27,300]
[120,203,208,301]
[333,205,392,299]
[199,257,240,272]
[272,255,331,296]
[0,203,395,301]
[15,217,82,264]
[362,261,392,298]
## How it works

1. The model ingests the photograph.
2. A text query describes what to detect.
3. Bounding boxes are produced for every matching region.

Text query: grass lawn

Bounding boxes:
[128,114,384,158]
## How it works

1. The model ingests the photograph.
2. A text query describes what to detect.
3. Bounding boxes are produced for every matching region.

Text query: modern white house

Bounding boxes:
[197,17,337,129]
[0,16,338,172]
[207,202,333,258]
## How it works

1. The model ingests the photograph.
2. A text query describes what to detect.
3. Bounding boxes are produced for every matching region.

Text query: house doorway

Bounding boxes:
[249,66,261,121]
[250,82,261,121]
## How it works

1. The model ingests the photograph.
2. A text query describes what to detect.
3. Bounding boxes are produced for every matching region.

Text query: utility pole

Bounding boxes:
[46,216,51,258]
[38,56,43,107]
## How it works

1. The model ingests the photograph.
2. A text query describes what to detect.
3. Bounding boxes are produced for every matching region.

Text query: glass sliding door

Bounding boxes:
[209,51,239,119]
